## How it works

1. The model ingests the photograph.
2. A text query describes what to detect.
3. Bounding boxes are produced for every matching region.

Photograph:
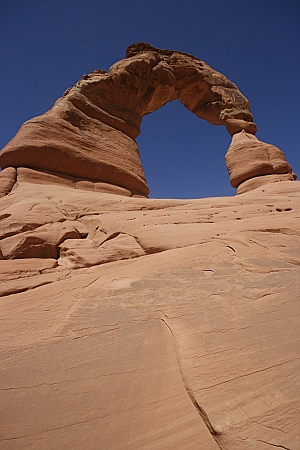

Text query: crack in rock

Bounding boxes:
[159,316,223,449]
[257,439,291,449]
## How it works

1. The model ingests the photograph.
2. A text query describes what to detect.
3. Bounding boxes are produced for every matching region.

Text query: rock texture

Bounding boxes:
[0,42,277,198]
[0,175,300,450]
[225,131,296,193]
[0,44,299,450]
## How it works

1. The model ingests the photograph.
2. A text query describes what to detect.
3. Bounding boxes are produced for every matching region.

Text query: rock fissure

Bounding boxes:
[0,279,57,297]
[2,369,139,391]
[254,421,289,435]
[198,356,300,391]
[0,417,102,442]
[257,440,291,450]
[159,315,223,448]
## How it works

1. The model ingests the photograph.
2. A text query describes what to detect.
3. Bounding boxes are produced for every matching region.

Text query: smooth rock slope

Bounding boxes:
[0,178,299,450]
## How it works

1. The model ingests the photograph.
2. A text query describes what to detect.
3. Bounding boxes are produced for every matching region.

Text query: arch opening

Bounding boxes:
[137,100,233,198]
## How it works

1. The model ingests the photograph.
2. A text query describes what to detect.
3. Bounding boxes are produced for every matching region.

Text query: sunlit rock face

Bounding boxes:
[0,178,300,450]
[0,45,299,450]
[225,131,296,194]
[0,42,265,197]
[0,43,295,197]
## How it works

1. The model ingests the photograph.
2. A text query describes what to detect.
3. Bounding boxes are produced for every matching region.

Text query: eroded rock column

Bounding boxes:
[225,131,296,194]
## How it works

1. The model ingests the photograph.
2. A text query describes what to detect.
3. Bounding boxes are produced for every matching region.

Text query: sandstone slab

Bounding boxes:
[0,180,299,449]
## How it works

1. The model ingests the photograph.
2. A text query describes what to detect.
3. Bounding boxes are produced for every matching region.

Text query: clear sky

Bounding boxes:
[0,0,299,198]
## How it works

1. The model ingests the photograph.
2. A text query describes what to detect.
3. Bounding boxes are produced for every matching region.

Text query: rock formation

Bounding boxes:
[226,131,296,194]
[0,44,299,450]
[0,43,295,196]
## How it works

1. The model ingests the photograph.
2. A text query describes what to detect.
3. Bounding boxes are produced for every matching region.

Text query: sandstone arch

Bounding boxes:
[0,43,295,196]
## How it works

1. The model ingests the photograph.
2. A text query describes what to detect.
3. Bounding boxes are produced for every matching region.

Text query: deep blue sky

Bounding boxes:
[0,0,299,198]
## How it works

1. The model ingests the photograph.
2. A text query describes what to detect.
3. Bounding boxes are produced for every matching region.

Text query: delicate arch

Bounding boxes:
[0,43,294,196]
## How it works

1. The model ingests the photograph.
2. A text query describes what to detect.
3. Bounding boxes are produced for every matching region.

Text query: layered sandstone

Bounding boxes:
[0,43,265,197]
[0,44,299,450]
[225,131,296,193]
[0,177,299,449]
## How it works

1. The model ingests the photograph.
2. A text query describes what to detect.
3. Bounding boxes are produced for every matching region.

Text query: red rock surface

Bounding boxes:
[225,131,295,193]
[0,43,261,197]
[0,177,300,449]
[0,44,299,450]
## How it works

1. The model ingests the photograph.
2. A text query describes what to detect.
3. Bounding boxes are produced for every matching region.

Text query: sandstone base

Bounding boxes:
[1,180,300,449]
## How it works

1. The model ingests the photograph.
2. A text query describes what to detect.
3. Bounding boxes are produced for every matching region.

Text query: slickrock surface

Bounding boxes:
[0,176,299,450]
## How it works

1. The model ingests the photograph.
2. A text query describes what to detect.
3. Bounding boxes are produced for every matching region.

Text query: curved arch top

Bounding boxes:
[120,42,257,137]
